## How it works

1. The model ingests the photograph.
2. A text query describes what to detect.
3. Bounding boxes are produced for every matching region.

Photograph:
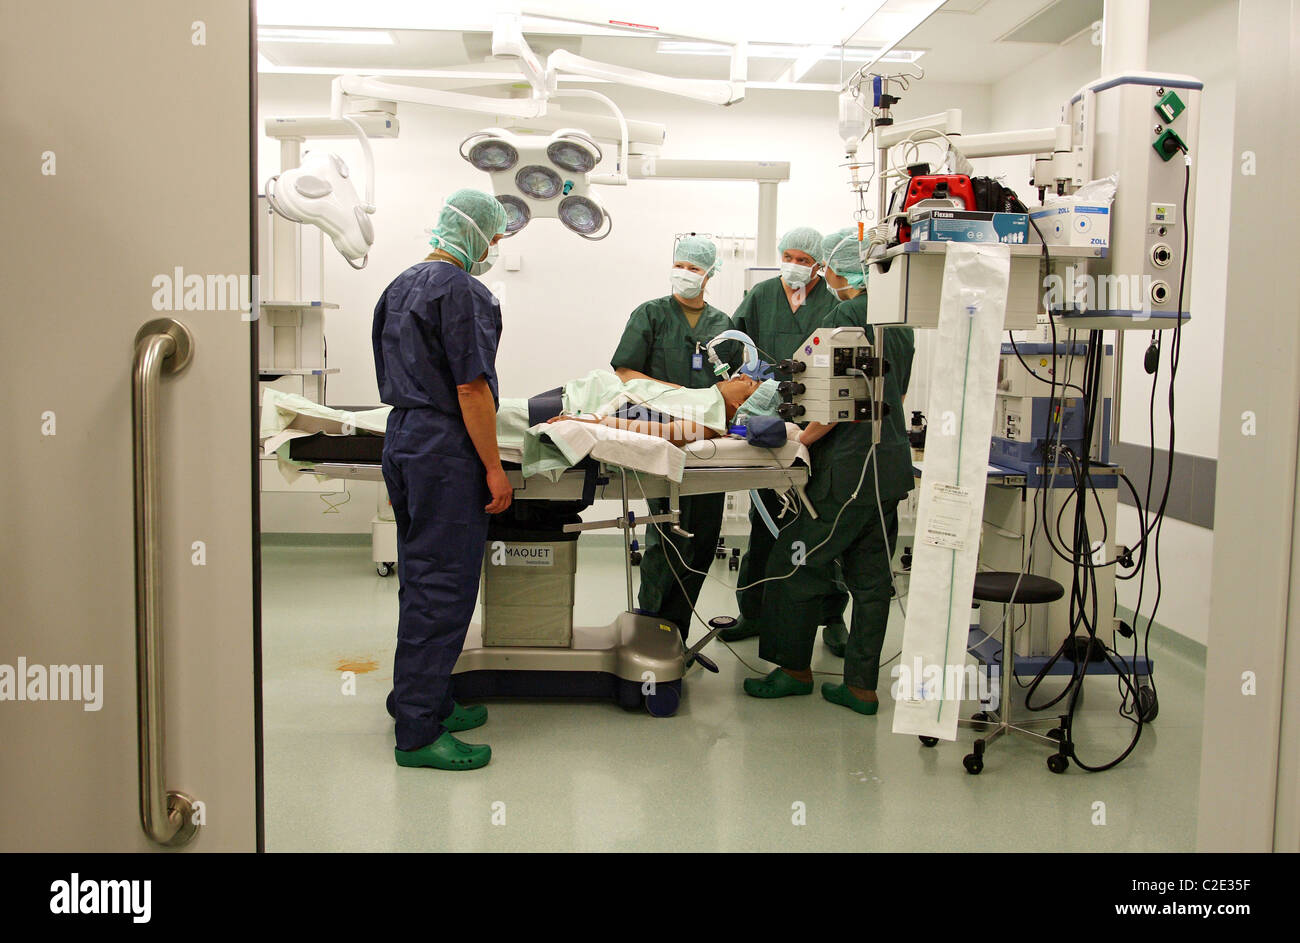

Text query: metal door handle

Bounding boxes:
[132,318,199,847]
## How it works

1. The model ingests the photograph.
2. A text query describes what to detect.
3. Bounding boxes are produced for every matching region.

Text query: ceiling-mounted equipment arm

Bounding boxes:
[338,114,376,213]
[491,12,552,99]
[546,49,743,107]
[332,74,550,120]
[552,88,628,186]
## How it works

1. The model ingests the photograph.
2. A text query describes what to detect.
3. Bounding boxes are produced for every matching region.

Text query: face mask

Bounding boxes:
[831,280,855,301]
[780,261,815,289]
[670,267,705,299]
[469,242,498,276]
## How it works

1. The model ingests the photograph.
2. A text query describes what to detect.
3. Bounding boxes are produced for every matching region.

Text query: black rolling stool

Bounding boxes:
[930,571,1067,775]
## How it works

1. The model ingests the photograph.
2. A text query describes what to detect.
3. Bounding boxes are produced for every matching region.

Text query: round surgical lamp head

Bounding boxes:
[515,164,564,200]
[497,194,531,235]
[467,138,518,172]
[558,194,611,240]
[459,130,519,172]
[547,132,601,174]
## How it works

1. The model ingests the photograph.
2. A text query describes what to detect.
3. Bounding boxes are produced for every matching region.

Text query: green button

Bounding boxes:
[1155,89,1185,123]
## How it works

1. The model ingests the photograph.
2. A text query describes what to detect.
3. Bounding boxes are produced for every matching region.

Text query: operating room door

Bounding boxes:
[0,2,259,850]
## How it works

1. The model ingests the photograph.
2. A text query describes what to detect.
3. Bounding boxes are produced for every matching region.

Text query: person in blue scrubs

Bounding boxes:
[373,189,512,771]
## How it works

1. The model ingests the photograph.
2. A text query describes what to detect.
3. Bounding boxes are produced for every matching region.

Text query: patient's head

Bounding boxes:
[719,376,783,423]
[719,375,759,420]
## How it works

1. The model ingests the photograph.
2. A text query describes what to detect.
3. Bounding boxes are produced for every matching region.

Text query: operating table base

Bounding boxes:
[451,611,689,717]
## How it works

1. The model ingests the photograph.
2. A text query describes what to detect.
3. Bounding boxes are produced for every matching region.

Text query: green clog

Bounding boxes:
[821,682,879,715]
[395,731,491,770]
[743,668,814,699]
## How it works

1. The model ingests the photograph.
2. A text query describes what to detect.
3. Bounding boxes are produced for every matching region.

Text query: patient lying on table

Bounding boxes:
[531,371,782,446]
[261,369,787,482]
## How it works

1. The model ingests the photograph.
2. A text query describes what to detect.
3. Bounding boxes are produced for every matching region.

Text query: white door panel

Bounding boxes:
[0,1,258,851]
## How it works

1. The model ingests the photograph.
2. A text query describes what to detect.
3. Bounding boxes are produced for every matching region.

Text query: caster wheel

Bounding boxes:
[1047,754,1069,774]
[728,560,739,572]
[919,736,939,748]
[963,753,984,775]
[1138,684,1159,723]
[645,681,681,718]
[971,711,992,724]
[376,562,393,577]
[1047,727,1064,741]
[630,552,642,567]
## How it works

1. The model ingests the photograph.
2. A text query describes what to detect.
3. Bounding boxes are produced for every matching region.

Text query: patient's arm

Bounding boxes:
[546,414,719,448]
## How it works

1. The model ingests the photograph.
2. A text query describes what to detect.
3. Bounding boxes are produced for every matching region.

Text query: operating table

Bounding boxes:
[284,421,811,717]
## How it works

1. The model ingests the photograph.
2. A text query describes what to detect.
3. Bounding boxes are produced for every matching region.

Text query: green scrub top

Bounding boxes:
[731,275,840,365]
[610,295,740,390]
[807,293,916,508]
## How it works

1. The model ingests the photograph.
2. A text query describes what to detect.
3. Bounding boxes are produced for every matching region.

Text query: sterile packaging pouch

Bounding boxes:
[892,242,1011,742]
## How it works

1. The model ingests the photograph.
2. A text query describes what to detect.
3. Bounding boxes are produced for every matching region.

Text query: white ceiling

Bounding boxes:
[255,1,1200,92]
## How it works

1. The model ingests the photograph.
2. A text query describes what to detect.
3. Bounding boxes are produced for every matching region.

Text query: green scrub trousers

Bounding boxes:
[758,496,900,690]
[731,275,848,627]
[610,294,739,638]
[757,298,916,691]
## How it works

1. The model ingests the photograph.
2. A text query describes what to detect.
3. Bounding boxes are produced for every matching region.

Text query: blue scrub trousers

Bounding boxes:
[383,408,490,752]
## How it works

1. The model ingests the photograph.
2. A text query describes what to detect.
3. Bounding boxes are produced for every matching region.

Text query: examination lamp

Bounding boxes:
[264,115,377,268]
[459,128,612,240]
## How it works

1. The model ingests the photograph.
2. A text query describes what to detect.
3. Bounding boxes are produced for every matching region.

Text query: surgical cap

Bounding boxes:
[734,379,783,423]
[429,188,508,268]
[822,227,868,289]
[777,227,825,263]
[674,235,720,275]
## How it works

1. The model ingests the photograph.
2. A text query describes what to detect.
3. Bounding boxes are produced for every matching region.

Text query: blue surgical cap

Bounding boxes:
[674,235,720,275]
[822,227,868,289]
[429,188,508,268]
[734,379,783,423]
[778,227,825,263]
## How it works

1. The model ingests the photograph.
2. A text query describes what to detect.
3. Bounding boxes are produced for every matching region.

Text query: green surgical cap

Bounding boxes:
[735,379,783,423]
[429,188,508,268]
[823,227,868,289]
[778,227,825,263]
[674,235,720,275]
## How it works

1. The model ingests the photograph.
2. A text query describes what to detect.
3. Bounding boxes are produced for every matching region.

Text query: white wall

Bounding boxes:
[258,73,989,533]
[985,0,1238,645]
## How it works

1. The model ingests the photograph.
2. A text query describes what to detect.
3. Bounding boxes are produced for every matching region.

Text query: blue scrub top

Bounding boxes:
[373,260,502,455]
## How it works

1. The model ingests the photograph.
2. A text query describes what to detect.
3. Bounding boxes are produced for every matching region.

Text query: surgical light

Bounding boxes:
[460,127,614,239]
[466,138,519,172]
[264,115,377,268]
[547,134,601,174]
[557,195,607,238]
[515,164,564,200]
[497,195,531,234]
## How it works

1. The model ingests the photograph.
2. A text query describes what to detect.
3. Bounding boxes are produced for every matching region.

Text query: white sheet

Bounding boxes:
[260,387,810,486]
[501,421,809,482]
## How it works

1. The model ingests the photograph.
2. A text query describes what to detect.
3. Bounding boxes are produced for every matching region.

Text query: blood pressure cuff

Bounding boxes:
[615,403,671,425]
[527,387,565,426]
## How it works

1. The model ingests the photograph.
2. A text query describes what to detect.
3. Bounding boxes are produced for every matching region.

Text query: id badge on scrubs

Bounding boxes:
[692,352,704,371]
